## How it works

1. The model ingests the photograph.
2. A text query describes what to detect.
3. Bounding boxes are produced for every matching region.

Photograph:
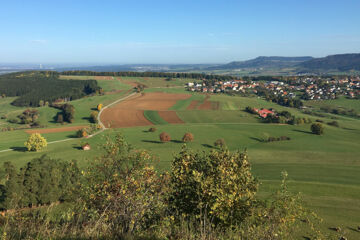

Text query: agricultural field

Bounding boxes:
[0,75,360,238]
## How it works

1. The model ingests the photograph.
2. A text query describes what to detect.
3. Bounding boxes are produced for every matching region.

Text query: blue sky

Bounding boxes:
[1,0,360,64]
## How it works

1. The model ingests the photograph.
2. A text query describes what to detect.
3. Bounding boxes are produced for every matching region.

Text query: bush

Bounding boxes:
[214,138,226,148]
[182,132,194,142]
[311,123,324,135]
[24,133,47,152]
[76,128,88,138]
[170,147,258,227]
[159,132,171,142]
[90,111,98,123]
[327,120,339,127]
[148,127,157,132]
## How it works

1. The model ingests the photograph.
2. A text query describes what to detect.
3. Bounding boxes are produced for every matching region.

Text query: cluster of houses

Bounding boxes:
[187,80,258,93]
[186,76,360,100]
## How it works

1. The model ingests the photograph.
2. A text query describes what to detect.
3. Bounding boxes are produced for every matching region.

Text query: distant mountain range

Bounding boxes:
[207,56,314,70]
[207,54,360,74]
[297,53,360,71]
[1,53,359,76]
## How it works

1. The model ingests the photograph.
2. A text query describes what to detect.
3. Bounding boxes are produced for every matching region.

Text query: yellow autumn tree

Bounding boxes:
[24,133,47,152]
[97,103,103,111]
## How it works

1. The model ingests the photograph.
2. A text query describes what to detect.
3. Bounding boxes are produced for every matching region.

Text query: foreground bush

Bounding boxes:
[0,135,326,240]
[24,133,47,152]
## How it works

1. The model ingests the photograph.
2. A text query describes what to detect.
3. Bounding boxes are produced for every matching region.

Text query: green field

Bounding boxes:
[1,76,360,238]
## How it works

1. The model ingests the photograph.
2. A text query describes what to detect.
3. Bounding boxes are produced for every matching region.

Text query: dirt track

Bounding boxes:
[101,92,190,128]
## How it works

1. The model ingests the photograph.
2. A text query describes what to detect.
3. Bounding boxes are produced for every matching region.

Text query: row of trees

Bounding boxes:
[0,135,325,239]
[61,70,239,81]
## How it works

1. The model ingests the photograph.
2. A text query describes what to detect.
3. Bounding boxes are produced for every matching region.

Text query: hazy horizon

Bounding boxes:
[1,0,360,64]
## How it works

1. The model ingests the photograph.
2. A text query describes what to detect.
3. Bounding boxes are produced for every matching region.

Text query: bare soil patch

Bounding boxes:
[101,92,190,128]
[158,111,184,124]
[94,76,113,80]
[25,125,87,134]
[186,101,199,110]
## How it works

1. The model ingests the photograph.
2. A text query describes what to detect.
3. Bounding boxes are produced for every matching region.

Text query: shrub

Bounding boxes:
[245,106,257,114]
[327,120,339,127]
[76,128,88,138]
[148,127,157,132]
[182,132,194,142]
[159,132,171,142]
[311,123,324,135]
[170,147,258,227]
[90,111,98,123]
[24,133,47,151]
[214,138,226,148]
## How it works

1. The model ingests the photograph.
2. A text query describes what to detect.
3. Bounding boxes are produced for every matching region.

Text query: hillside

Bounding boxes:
[208,56,313,70]
[298,53,360,72]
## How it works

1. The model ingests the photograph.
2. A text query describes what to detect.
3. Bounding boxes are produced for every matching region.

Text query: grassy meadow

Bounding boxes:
[0,76,359,238]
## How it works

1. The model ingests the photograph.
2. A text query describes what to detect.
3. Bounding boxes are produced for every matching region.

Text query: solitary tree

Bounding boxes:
[159,132,171,142]
[24,133,47,152]
[182,132,194,142]
[90,111,98,123]
[311,123,324,135]
[97,103,103,111]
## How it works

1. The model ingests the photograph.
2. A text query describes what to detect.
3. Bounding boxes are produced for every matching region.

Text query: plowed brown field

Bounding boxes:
[186,101,199,110]
[25,125,87,134]
[158,111,184,124]
[101,92,190,128]
[94,76,113,80]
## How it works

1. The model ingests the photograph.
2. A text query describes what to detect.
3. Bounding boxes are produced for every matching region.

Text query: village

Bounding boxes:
[186,76,360,101]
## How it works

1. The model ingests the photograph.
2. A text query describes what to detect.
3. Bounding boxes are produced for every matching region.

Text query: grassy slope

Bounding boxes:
[1,76,360,238]
[306,95,360,112]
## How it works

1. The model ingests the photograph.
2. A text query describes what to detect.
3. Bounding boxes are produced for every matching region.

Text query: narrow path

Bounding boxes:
[0,91,137,153]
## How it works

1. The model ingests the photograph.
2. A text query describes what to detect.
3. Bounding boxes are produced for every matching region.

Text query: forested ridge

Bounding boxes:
[0,71,100,107]
[61,70,240,81]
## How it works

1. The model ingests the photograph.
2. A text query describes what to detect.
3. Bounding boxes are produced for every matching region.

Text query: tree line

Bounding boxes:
[61,70,240,81]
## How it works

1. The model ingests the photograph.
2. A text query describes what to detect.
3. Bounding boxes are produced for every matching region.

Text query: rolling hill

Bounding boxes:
[297,53,360,72]
[207,56,313,70]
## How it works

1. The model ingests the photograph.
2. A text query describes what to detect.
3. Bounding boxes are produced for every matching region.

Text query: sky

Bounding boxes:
[1,0,360,64]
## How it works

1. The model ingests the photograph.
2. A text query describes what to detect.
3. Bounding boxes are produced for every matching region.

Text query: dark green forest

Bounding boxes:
[61,70,240,81]
[0,71,100,107]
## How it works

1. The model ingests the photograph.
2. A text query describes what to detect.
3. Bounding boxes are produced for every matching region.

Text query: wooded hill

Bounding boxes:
[0,71,100,107]
[207,54,360,73]
[297,53,360,71]
[208,56,313,70]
